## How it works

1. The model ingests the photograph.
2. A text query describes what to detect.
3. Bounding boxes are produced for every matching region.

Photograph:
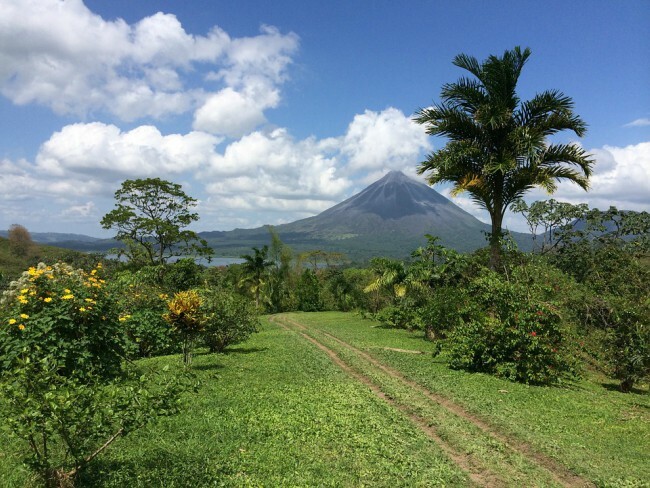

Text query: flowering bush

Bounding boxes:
[0,262,124,378]
[0,262,189,487]
[109,270,176,358]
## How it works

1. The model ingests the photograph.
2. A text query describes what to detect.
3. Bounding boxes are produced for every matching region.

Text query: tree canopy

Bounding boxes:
[101,178,213,266]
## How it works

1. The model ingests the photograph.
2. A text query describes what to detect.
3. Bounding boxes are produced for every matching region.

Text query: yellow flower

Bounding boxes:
[62,294,74,300]
[18,324,25,331]
[64,289,71,293]
[8,318,17,325]
[118,315,131,322]
[28,267,37,276]
[84,298,95,303]
[20,288,29,294]
[18,296,28,304]
[44,297,53,303]
[20,313,29,319]
[79,307,87,312]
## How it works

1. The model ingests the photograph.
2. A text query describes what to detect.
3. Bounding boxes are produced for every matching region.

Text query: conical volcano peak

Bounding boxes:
[322,169,454,220]
[376,170,418,185]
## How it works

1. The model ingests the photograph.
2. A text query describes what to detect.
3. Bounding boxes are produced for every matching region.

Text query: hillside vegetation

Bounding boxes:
[0,236,93,285]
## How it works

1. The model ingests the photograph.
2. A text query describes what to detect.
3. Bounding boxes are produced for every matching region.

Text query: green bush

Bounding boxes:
[445,269,580,385]
[375,302,423,330]
[0,262,188,487]
[296,269,324,312]
[200,289,259,353]
[0,262,124,379]
[418,286,469,341]
[109,270,175,358]
[605,301,649,393]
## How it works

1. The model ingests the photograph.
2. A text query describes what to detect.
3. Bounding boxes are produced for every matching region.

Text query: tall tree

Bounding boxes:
[239,245,274,308]
[101,178,213,266]
[414,46,593,269]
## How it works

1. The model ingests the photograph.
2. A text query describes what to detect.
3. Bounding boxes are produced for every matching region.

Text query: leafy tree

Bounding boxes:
[511,199,589,253]
[414,46,593,269]
[101,178,213,267]
[8,223,33,257]
[266,227,294,313]
[296,269,324,312]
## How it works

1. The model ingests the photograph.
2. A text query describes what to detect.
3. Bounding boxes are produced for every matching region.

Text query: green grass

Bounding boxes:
[0,317,468,487]
[290,311,650,487]
[2,311,647,487]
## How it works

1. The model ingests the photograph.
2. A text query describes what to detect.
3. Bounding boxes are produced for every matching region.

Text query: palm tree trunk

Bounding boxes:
[489,212,503,271]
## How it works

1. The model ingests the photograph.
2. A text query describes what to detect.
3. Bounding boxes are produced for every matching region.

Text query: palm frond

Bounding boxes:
[452,53,481,78]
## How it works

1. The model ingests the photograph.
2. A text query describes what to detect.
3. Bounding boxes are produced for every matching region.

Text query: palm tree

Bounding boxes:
[239,245,274,308]
[414,46,593,269]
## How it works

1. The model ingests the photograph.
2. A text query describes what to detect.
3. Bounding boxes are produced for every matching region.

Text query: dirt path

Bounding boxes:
[271,314,595,488]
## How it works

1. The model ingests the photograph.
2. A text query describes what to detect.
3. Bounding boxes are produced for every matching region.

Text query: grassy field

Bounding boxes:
[1,311,648,487]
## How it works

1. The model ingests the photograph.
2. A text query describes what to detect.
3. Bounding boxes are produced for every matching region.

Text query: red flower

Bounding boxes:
[531,331,537,337]
[536,310,543,316]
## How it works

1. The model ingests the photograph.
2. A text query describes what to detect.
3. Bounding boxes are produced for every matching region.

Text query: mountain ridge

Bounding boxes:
[10,171,533,261]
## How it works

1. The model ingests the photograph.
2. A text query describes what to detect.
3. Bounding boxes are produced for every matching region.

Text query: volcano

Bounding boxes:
[201,171,531,260]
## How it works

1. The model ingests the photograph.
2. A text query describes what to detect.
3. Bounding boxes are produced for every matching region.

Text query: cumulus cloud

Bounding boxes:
[198,107,431,219]
[193,88,272,138]
[430,142,650,233]
[61,201,97,220]
[36,122,221,178]
[204,128,349,215]
[340,107,430,174]
[546,142,650,211]
[0,0,298,125]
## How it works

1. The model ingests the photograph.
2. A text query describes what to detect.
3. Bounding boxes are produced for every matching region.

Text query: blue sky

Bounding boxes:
[0,0,648,237]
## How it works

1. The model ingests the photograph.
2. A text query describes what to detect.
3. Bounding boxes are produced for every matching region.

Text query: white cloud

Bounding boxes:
[61,201,97,220]
[0,1,297,124]
[36,122,221,179]
[193,87,272,137]
[204,128,349,214]
[523,142,650,212]
[624,118,650,127]
[340,107,431,174]
[432,142,650,233]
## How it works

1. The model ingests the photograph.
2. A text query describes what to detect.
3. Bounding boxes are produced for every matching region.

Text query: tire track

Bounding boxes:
[273,314,595,488]
[270,315,504,487]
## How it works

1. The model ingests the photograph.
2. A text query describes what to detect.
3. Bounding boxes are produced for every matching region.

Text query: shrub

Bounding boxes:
[445,269,580,385]
[296,269,324,312]
[418,286,469,341]
[0,262,124,379]
[200,289,259,353]
[0,262,188,487]
[164,290,204,366]
[605,301,649,393]
[375,302,423,330]
[109,270,175,358]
